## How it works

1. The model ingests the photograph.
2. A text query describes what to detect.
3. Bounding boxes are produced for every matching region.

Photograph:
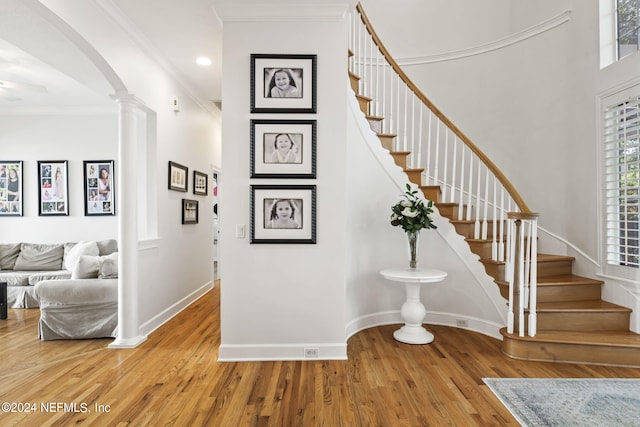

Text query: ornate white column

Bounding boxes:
[109,92,147,348]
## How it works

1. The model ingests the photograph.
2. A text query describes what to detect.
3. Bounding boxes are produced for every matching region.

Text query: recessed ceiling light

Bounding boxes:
[196,56,212,66]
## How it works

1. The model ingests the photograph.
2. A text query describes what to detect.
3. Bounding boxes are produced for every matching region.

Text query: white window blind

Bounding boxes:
[604,93,640,268]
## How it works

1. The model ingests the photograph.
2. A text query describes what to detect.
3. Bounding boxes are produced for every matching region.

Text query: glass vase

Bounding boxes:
[407,230,419,269]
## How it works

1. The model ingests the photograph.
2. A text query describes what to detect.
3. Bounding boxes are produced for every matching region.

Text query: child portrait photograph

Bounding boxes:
[250,119,316,179]
[250,54,316,113]
[250,184,316,244]
[37,160,69,216]
[83,160,115,216]
[0,161,23,216]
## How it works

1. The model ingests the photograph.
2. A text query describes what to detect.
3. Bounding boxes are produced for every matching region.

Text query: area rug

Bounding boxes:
[483,378,640,427]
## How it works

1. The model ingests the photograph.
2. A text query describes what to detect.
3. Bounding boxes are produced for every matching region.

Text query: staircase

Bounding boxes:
[348,5,640,367]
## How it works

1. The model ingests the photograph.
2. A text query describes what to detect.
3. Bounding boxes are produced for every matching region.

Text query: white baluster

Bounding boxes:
[528,219,538,337]
[382,63,386,133]
[481,168,489,240]
[403,85,408,152]
[441,128,449,202]
[492,177,498,260]
[433,121,440,188]
[466,156,474,221]
[375,48,380,117]
[410,95,415,168]
[450,134,458,204]
[498,187,505,262]
[458,145,465,220]
[426,111,432,186]
[474,165,481,239]
[417,104,423,179]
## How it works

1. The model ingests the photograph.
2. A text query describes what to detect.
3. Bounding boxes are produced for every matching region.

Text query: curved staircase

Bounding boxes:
[349,4,640,367]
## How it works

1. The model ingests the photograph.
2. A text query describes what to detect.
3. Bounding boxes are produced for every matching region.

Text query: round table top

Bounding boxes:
[380,267,448,283]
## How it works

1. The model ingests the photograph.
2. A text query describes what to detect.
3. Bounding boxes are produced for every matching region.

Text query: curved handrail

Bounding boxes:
[355,3,532,214]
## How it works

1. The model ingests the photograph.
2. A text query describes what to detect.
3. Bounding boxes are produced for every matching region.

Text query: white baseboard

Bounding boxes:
[346,310,503,341]
[218,343,347,362]
[139,281,214,338]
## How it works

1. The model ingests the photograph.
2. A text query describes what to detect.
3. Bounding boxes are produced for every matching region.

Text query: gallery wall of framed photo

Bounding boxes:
[167,160,211,225]
[249,53,318,244]
[0,159,116,218]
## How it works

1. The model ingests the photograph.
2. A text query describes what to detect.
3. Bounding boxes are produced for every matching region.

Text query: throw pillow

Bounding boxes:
[99,252,118,279]
[71,255,102,279]
[14,243,64,271]
[0,243,21,270]
[64,241,99,271]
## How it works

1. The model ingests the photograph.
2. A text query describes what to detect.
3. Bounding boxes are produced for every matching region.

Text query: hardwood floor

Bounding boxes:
[1,284,639,426]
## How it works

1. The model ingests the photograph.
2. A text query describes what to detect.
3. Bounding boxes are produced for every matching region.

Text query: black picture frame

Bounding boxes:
[0,161,23,217]
[182,199,198,224]
[250,184,316,244]
[250,119,317,179]
[168,161,188,192]
[83,160,115,216]
[250,54,317,113]
[193,170,208,196]
[38,160,69,216]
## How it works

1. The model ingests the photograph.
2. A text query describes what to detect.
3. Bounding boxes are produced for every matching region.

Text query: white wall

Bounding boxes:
[0,113,118,243]
[217,4,350,360]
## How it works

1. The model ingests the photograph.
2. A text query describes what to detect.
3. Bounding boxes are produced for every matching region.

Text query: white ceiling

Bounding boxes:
[0,0,223,114]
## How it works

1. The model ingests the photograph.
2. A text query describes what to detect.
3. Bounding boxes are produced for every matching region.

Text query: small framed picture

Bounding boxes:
[250,54,317,113]
[168,161,188,192]
[0,161,23,217]
[182,199,198,224]
[250,185,316,244]
[251,119,317,179]
[83,160,115,216]
[38,160,69,216]
[193,170,208,196]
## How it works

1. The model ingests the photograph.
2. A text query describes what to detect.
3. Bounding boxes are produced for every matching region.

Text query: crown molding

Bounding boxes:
[212,2,354,22]
[397,10,572,66]
[94,0,220,117]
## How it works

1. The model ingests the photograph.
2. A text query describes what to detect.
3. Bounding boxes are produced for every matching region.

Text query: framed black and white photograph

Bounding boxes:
[250,185,316,244]
[182,199,198,224]
[83,160,115,216]
[0,161,23,216]
[250,54,317,113]
[251,119,317,179]
[193,170,208,196]
[168,161,188,192]
[38,160,69,216]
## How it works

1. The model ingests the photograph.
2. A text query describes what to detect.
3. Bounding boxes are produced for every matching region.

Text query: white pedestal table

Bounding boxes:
[380,267,447,344]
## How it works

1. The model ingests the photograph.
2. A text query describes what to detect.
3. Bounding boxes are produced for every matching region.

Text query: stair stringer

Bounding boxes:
[345,87,506,340]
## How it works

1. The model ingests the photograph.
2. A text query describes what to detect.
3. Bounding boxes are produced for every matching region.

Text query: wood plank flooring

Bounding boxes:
[1,283,639,426]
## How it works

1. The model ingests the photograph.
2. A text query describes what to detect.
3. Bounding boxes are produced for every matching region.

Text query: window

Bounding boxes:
[617,0,640,60]
[603,90,640,273]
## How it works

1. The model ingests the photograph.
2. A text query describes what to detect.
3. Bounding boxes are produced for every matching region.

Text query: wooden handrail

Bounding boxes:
[355,3,533,214]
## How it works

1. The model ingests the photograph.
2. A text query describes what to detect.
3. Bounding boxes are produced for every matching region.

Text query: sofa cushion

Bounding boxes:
[28,270,73,286]
[0,271,30,286]
[97,239,118,256]
[64,241,99,271]
[71,255,102,279]
[0,243,21,270]
[14,243,64,271]
[99,252,118,279]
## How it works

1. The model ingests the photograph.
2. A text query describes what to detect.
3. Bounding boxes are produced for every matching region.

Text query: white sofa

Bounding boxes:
[0,240,118,340]
[0,240,116,308]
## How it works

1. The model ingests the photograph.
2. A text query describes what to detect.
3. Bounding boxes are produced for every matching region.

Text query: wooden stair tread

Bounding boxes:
[367,115,383,121]
[404,167,424,172]
[496,274,604,287]
[500,328,640,348]
[535,300,631,313]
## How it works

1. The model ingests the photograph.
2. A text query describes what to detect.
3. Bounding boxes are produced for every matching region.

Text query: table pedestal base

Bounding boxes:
[393,282,433,344]
[393,325,434,344]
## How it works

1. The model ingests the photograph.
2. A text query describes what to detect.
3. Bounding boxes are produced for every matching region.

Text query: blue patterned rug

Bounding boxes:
[483,378,640,427]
